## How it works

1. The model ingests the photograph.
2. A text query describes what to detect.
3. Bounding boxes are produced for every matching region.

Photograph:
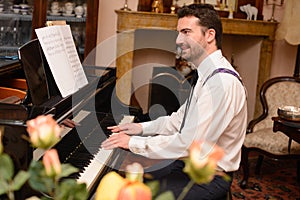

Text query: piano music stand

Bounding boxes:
[18,39,61,105]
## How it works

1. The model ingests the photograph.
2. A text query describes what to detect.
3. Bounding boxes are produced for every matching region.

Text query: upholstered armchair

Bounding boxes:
[240,76,300,188]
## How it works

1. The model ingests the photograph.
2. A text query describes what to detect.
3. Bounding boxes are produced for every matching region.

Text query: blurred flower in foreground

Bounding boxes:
[183,140,225,184]
[43,149,62,177]
[26,115,61,149]
[174,140,227,200]
[95,162,151,200]
[1,115,88,200]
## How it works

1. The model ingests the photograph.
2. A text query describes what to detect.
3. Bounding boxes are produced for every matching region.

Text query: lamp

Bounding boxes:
[276,0,300,77]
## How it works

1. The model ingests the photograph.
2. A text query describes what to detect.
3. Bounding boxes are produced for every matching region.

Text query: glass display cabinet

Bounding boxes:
[0,0,33,58]
[0,0,98,60]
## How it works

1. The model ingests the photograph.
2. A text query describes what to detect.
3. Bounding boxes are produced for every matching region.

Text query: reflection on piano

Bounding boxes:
[0,39,143,200]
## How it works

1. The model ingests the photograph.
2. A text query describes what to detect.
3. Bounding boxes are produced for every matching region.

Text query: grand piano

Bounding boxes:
[0,39,143,199]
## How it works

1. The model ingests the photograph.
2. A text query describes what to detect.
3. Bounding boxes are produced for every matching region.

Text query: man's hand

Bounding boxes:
[107,123,143,135]
[61,119,78,128]
[101,133,131,150]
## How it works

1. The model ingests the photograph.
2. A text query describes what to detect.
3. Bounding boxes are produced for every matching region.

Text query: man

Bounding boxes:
[102,4,247,199]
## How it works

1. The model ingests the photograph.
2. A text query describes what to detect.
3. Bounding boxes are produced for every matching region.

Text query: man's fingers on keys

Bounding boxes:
[101,138,117,149]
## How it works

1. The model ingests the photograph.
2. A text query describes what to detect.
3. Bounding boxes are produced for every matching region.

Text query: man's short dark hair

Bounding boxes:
[177,4,223,49]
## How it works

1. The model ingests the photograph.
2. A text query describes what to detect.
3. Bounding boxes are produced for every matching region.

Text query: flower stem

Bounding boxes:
[8,190,14,200]
[177,180,195,200]
[8,180,15,200]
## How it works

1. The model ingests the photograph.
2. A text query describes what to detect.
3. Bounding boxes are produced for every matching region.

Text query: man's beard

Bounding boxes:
[177,43,205,68]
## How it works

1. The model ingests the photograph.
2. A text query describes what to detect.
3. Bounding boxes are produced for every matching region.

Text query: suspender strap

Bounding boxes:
[202,68,243,86]
[179,68,244,133]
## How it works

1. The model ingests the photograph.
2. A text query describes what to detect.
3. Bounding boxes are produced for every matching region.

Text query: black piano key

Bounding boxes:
[53,111,117,181]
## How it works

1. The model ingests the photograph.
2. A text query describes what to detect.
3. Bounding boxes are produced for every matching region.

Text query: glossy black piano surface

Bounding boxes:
[0,39,143,200]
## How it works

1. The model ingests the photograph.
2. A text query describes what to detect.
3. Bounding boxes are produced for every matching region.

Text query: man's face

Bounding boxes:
[176,16,208,68]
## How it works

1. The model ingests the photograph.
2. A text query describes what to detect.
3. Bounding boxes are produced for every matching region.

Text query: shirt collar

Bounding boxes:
[196,50,223,83]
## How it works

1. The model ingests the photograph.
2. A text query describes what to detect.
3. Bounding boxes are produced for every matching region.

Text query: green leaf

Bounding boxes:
[28,160,53,192]
[11,170,30,191]
[155,190,175,200]
[0,154,14,180]
[145,180,160,198]
[57,164,79,179]
[0,181,9,195]
[56,179,88,200]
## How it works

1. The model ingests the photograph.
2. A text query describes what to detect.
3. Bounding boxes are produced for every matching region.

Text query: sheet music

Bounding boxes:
[59,25,88,89]
[35,25,88,97]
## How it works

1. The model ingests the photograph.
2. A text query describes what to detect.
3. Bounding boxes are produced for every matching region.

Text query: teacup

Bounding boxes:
[51,1,59,8]
[51,1,59,13]
[64,2,74,15]
[74,5,83,18]
[51,6,59,14]
[13,4,21,14]
[19,4,29,9]
[19,4,29,15]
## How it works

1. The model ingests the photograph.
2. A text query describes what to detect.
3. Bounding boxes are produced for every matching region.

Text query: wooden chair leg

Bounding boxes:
[240,146,249,189]
[255,155,264,175]
[226,187,232,200]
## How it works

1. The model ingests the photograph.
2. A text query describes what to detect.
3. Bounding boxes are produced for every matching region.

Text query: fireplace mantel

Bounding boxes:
[115,10,277,113]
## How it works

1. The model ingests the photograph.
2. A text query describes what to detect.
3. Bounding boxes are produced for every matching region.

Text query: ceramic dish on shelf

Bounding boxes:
[277,105,300,122]
[62,13,75,17]
[49,12,61,16]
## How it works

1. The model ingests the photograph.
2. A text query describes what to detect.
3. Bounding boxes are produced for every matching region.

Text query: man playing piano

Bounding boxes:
[102,4,247,199]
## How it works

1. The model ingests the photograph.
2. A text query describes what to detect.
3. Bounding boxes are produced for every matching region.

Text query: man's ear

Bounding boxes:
[206,29,216,44]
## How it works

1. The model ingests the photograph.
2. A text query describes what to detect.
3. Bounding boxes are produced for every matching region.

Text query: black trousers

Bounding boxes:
[145,160,233,200]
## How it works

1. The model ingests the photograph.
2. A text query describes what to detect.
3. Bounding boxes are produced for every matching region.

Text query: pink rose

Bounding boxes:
[26,115,61,149]
[184,140,224,184]
[43,149,61,177]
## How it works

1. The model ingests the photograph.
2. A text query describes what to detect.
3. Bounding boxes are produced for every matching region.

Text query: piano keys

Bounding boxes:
[0,39,143,200]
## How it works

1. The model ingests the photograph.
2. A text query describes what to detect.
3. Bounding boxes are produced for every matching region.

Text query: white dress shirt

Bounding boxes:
[128,50,247,172]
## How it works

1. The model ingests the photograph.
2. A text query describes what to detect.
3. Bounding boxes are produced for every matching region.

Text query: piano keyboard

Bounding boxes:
[77,114,135,190]
[32,110,135,191]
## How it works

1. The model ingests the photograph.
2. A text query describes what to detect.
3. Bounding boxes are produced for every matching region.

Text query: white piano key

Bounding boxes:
[77,148,113,190]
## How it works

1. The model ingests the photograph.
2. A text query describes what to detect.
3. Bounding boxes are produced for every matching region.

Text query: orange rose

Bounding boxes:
[183,140,224,184]
[43,149,61,177]
[118,162,151,200]
[117,181,152,200]
[26,115,61,149]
